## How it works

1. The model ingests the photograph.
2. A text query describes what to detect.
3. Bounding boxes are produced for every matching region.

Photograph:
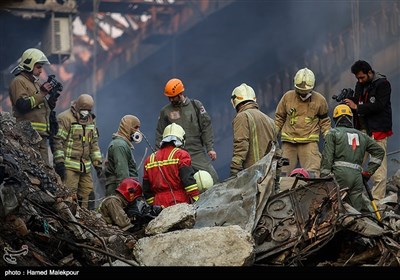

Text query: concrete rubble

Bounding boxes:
[1,111,400,267]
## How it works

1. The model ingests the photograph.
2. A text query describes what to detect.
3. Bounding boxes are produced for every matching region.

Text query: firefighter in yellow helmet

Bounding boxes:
[8,48,60,165]
[155,78,219,184]
[52,94,103,209]
[230,83,278,176]
[320,104,384,212]
[275,68,331,177]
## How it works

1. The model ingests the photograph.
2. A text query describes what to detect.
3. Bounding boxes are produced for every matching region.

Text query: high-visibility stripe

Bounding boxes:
[145,148,180,170]
[146,197,154,205]
[244,111,260,162]
[31,122,48,132]
[281,133,319,142]
[184,183,198,193]
[28,96,36,108]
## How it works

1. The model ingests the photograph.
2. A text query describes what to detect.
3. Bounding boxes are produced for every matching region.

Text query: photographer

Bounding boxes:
[8,48,61,166]
[344,60,392,201]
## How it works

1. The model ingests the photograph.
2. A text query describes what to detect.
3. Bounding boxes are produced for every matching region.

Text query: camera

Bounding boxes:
[47,75,63,93]
[332,88,354,103]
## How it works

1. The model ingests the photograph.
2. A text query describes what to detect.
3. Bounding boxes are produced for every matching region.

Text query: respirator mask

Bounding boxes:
[79,110,90,120]
[131,131,142,144]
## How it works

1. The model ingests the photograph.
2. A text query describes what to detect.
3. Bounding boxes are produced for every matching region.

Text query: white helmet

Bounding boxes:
[231,83,256,108]
[193,170,214,193]
[12,48,50,74]
[294,68,315,94]
[161,123,185,147]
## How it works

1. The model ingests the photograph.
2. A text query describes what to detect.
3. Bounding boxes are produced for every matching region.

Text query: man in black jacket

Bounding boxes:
[344,60,392,201]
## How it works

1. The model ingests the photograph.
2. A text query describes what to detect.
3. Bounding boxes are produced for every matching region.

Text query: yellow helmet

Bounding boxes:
[294,68,315,94]
[193,170,214,193]
[18,48,50,72]
[333,104,353,119]
[162,123,185,142]
[231,83,256,108]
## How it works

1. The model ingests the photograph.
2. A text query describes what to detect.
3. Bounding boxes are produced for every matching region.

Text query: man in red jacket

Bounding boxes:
[143,123,199,207]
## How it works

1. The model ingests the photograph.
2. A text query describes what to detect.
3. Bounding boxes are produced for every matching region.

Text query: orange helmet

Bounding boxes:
[289,168,310,178]
[164,78,185,97]
[116,178,143,202]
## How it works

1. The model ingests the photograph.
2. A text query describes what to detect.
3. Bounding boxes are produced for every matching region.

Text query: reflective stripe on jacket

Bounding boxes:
[53,108,102,173]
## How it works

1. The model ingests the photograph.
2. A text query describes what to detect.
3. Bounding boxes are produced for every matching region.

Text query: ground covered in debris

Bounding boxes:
[1,111,400,267]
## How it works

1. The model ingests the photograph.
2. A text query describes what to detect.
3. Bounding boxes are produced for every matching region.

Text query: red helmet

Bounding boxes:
[289,168,310,178]
[116,178,143,202]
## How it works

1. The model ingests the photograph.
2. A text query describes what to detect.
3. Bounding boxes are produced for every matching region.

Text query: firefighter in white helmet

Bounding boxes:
[194,170,214,193]
[52,94,103,209]
[9,48,60,165]
[275,68,331,177]
[230,83,278,176]
[320,104,384,212]
[143,123,200,207]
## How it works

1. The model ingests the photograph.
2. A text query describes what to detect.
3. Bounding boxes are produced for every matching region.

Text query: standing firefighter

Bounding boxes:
[105,115,141,196]
[275,67,331,177]
[230,83,277,176]
[155,78,219,183]
[143,123,199,207]
[320,104,384,213]
[9,48,60,165]
[53,94,102,209]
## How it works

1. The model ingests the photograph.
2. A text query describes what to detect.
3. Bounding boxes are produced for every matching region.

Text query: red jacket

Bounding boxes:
[142,144,199,207]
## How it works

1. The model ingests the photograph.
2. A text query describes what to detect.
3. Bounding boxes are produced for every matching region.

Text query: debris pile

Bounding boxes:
[1,111,399,267]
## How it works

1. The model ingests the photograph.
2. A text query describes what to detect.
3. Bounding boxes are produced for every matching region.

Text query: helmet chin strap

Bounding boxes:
[299,92,312,101]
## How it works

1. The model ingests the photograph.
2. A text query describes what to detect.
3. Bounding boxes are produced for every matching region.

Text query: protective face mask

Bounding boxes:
[79,110,90,120]
[131,131,142,143]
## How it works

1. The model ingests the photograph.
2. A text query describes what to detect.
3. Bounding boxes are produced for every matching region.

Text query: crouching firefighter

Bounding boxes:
[98,177,162,232]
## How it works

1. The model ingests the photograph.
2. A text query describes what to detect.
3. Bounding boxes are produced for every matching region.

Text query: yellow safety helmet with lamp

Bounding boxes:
[333,104,353,119]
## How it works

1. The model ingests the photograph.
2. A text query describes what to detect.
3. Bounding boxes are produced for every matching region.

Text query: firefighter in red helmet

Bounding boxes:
[98,177,162,232]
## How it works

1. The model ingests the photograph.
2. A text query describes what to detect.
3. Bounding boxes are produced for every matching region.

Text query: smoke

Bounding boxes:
[94,0,398,180]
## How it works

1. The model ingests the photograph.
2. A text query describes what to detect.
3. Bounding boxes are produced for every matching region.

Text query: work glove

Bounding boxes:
[361,171,371,182]
[94,165,104,179]
[55,162,66,181]
[47,94,59,110]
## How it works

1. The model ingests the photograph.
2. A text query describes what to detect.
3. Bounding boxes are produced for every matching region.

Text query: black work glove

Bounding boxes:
[94,165,104,179]
[55,162,65,181]
[47,94,59,110]
[150,205,163,217]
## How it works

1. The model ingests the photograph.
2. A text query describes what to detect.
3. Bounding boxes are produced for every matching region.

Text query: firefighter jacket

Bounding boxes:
[105,134,138,191]
[275,90,331,143]
[98,193,131,229]
[142,143,199,207]
[9,72,51,137]
[350,72,392,135]
[155,97,215,155]
[231,101,277,175]
[320,126,384,177]
[53,108,102,173]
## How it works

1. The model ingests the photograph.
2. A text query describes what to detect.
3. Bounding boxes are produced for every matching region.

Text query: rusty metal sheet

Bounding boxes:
[253,178,340,263]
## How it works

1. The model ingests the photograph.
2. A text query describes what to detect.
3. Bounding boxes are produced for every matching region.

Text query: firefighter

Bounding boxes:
[155,78,219,183]
[143,123,199,207]
[320,104,384,213]
[98,177,162,232]
[275,67,331,177]
[53,94,102,209]
[104,115,141,196]
[230,83,278,176]
[8,48,60,165]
